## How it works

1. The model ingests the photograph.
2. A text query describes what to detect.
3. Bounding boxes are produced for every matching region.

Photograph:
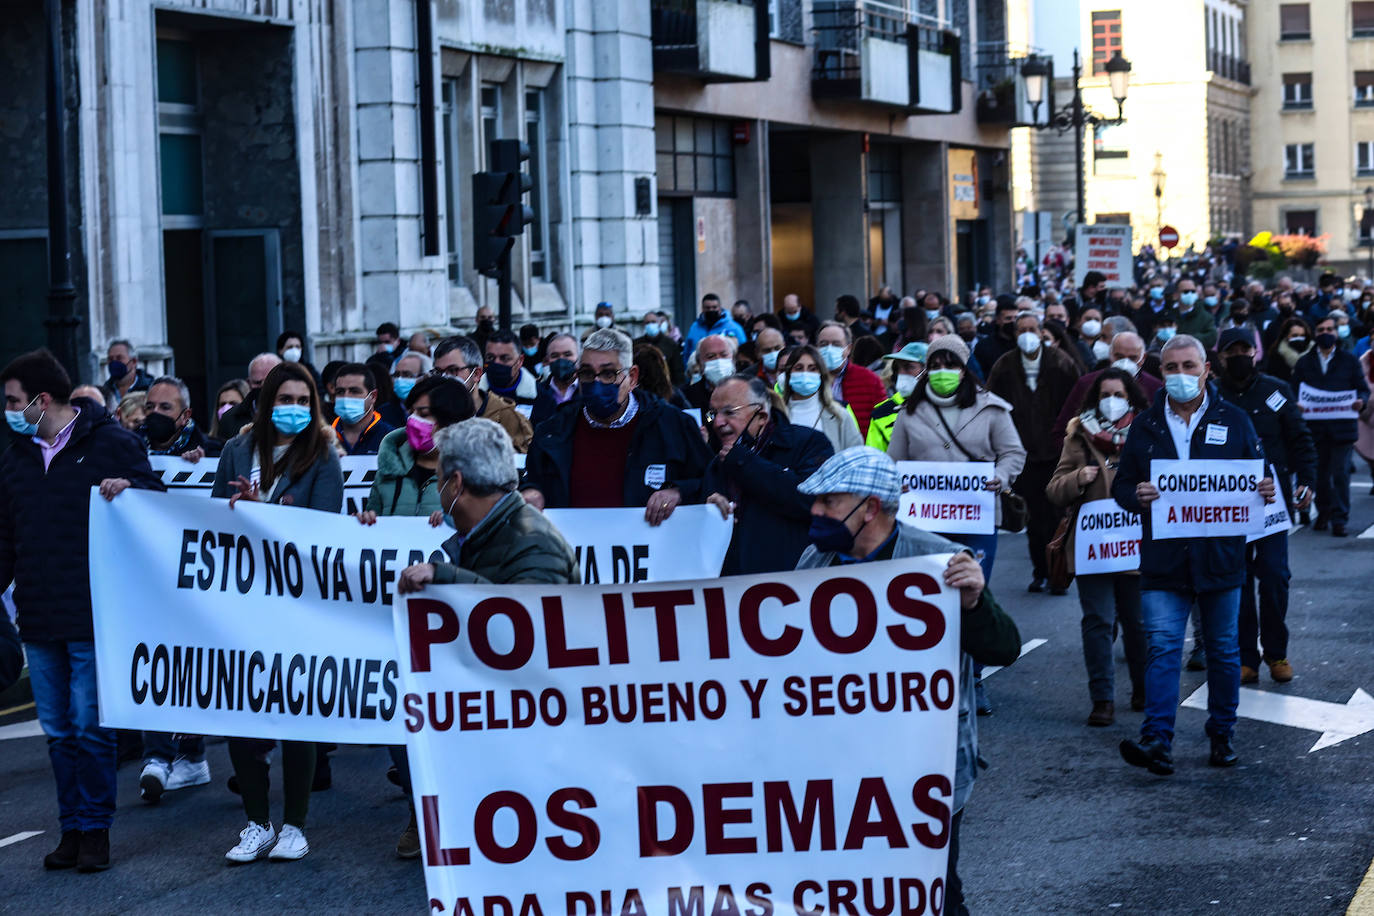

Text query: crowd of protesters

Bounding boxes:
[2,252,1372,915]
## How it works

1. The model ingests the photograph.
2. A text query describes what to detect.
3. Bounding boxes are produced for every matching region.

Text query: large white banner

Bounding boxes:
[1074,223,1133,289]
[1073,498,1141,575]
[896,461,996,535]
[89,490,731,742]
[1149,459,1266,539]
[395,557,962,915]
[1247,464,1293,543]
[1297,383,1360,422]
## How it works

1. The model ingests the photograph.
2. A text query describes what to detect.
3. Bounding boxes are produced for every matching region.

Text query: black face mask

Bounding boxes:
[1316,332,1338,350]
[1224,355,1254,383]
[141,411,179,445]
[701,311,721,327]
[549,358,577,383]
[477,319,494,332]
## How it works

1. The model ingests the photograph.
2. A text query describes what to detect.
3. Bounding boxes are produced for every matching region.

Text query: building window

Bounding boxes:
[1284,143,1314,179]
[655,114,736,197]
[1091,11,1123,75]
[1358,141,1374,176]
[1282,73,1313,109]
[441,79,462,284]
[480,84,502,166]
[1279,3,1310,40]
[1358,71,1374,107]
[1093,122,1129,174]
[1284,210,1317,235]
[155,38,204,220]
[525,89,551,282]
[867,143,901,203]
[1356,2,1374,38]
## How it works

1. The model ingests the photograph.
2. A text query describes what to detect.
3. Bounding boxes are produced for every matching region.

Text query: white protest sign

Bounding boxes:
[1247,465,1292,543]
[896,461,996,534]
[1073,498,1141,574]
[89,490,731,742]
[1074,223,1133,289]
[394,556,962,916]
[1149,459,1266,539]
[1298,383,1360,422]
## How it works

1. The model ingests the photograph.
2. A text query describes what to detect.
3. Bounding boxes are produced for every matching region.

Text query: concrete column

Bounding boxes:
[732,119,771,315]
[809,132,867,314]
[565,0,657,321]
[902,140,950,295]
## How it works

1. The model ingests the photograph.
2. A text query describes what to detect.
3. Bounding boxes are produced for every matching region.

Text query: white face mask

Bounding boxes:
[595,316,613,329]
[1111,357,1141,378]
[1098,394,1130,422]
[282,346,302,363]
[895,374,919,398]
[703,357,734,386]
[1017,331,1042,355]
[1081,319,1102,338]
[1092,339,1112,361]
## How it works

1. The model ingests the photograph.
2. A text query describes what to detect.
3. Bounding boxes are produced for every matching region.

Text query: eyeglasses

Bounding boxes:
[705,405,762,424]
[432,365,477,379]
[574,366,626,385]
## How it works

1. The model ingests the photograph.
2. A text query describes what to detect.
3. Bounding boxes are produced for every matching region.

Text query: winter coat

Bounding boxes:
[864,393,906,452]
[479,367,540,408]
[212,431,344,512]
[1175,306,1218,350]
[99,369,155,411]
[333,413,395,456]
[1292,347,1371,444]
[797,522,1021,812]
[432,491,575,585]
[524,390,713,510]
[1053,369,1163,451]
[531,379,579,429]
[1215,371,1317,504]
[984,346,1084,464]
[783,398,864,454]
[1357,352,1374,462]
[1110,385,1265,593]
[835,362,890,438]
[683,314,748,360]
[888,389,1027,523]
[702,416,834,575]
[0,611,21,690]
[1046,415,1136,576]
[0,399,164,642]
[477,390,534,453]
[365,428,442,518]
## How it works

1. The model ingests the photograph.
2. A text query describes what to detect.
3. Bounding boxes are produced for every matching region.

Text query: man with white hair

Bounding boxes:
[684,334,739,410]
[522,328,712,525]
[1051,330,1164,450]
[1112,334,1275,775]
[98,339,154,410]
[215,352,282,438]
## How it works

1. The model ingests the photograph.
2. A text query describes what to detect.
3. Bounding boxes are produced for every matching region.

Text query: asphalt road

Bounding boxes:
[1,489,1371,914]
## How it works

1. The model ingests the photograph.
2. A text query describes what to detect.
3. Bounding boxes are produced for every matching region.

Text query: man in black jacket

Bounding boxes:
[0,610,20,692]
[1214,329,1316,685]
[1293,316,1370,536]
[702,376,833,574]
[522,328,712,524]
[1,349,164,872]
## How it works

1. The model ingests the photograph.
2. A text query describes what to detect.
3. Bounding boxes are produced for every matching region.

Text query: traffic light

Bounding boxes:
[471,140,535,277]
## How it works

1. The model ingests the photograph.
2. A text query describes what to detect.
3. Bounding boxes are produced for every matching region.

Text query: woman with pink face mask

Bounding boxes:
[208,379,250,442]
[353,374,473,860]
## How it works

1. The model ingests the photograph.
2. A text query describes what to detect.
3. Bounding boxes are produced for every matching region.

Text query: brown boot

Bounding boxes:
[1240,665,1259,685]
[1087,700,1115,727]
[396,809,421,860]
[1266,658,1294,683]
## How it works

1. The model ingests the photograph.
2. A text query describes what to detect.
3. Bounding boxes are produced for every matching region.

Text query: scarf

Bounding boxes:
[1077,409,1133,455]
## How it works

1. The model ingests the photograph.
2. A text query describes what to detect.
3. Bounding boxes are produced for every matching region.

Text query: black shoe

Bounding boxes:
[1313,517,1328,532]
[1049,586,1068,595]
[1332,524,1348,538]
[76,829,110,872]
[43,830,81,870]
[1130,690,1145,712]
[1209,735,1238,768]
[1027,576,1046,593]
[1120,736,1174,775]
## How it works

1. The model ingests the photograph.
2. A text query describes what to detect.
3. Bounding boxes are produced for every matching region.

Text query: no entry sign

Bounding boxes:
[1159,226,1179,249]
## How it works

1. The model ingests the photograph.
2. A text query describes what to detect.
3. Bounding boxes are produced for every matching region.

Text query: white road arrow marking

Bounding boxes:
[1181,684,1374,751]
[979,638,1047,678]
[0,831,43,850]
[0,720,44,742]
[1358,522,1374,539]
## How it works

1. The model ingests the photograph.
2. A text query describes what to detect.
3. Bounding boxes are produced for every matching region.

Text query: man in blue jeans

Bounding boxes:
[1110,334,1275,775]
[1,349,164,871]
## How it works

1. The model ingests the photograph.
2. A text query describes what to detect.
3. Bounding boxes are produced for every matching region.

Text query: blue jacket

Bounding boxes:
[683,314,747,363]
[1111,384,1265,593]
[1292,348,1370,444]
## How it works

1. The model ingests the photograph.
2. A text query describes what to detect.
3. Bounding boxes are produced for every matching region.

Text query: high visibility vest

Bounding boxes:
[865,393,906,452]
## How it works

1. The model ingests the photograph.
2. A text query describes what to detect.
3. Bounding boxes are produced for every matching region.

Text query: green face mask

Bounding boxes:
[927,368,962,397]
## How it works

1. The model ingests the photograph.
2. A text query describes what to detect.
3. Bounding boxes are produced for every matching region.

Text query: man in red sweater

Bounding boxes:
[817,320,887,437]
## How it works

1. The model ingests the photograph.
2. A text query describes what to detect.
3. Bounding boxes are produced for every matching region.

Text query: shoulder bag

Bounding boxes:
[933,407,1028,533]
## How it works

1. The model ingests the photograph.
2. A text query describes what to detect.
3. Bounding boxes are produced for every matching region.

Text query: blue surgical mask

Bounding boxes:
[392,376,417,399]
[819,345,846,371]
[1338,324,1351,339]
[788,371,822,398]
[523,345,540,358]
[1203,295,1219,307]
[762,350,780,370]
[1179,292,1199,308]
[1149,287,1165,301]
[1164,372,1201,403]
[926,309,940,321]
[644,322,662,338]
[1157,327,1177,342]
[5,397,39,437]
[271,404,312,435]
[583,379,623,419]
[333,396,369,424]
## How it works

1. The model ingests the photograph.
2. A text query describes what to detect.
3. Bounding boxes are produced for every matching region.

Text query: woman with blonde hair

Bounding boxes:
[777,344,863,453]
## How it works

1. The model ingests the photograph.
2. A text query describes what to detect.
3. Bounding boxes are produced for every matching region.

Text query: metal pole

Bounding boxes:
[497,246,512,332]
[1072,49,1086,229]
[43,0,80,378]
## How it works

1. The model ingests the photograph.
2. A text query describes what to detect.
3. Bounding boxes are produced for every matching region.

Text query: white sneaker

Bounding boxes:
[165,758,211,791]
[139,759,171,803]
[225,821,276,864]
[268,824,309,861]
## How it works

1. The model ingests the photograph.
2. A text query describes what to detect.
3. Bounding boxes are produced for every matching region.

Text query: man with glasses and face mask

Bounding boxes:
[522,328,712,525]
[701,375,833,574]
[432,336,532,453]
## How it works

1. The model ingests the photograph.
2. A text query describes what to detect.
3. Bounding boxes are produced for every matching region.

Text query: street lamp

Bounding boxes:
[1021,49,1132,232]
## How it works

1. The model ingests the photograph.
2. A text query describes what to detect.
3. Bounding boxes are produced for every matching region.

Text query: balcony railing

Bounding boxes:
[811,0,960,113]
[651,0,770,82]
[974,41,1046,125]
[1207,51,1251,86]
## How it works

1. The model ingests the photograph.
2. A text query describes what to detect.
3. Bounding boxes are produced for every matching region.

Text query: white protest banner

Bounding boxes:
[1073,498,1141,574]
[1149,459,1266,539]
[89,490,731,742]
[1074,223,1133,289]
[1298,383,1360,422]
[394,556,962,916]
[896,460,996,534]
[1247,465,1292,543]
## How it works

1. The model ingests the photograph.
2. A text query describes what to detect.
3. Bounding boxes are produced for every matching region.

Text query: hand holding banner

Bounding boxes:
[394,556,962,916]
[896,461,996,535]
[1247,464,1292,543]
[1148,459,1266,539]
[1297,383,1360,422]
[1073,499,1141,574]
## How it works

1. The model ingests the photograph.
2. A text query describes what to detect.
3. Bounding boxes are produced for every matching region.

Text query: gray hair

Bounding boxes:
[582,327,633,368]
[547,332,580,357]
[248,352,282,375]
[1015,310,1040,327]
[1161,333,1207,364]
[899,296,916,309]
[108,338,138,359]
[149,375,191,412]
[718,374,770,407]
[435,418,518,496]
[394,350,434,374]
[692,334,738,364]
[819,320,852,345]
[955,311,976,326]
[1102,315,1137,338]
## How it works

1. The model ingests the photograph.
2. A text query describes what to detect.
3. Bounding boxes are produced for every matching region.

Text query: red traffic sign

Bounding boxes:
[1159,226,1180,249]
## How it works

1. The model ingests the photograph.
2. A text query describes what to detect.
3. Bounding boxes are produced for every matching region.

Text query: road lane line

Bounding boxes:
[0,720,44,741]
[0,701,35,717]
[980,638,1047,678]
[1348,855,1374,915]
[0,831,43,850]
[1358,523,1374,539]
